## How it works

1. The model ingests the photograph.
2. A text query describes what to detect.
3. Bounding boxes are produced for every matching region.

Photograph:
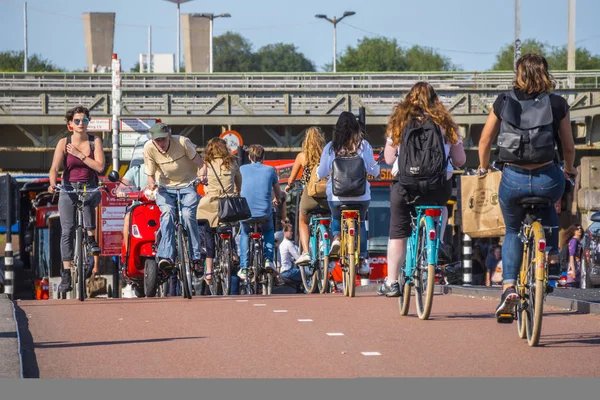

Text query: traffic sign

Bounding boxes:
[119,145,145,161]
[219,130,243,155]
[120,132,148,146]
[120,119,157,132]
[87,118,111,132]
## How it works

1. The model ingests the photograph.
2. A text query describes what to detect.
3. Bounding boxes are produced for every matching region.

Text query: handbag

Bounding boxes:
[307,165,327,198]
[86,275,107,298]
[460,171,506,238]
[332,153,366,197]
[208,162,252,223]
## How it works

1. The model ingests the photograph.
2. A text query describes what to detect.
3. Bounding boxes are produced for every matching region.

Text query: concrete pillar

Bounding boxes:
[82,12,116,72]
[181,14,210,73]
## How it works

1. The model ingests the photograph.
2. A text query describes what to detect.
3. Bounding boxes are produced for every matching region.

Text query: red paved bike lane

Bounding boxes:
[14,293,600,378]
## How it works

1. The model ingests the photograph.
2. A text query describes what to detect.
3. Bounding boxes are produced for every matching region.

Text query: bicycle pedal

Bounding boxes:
[496,314,515,324]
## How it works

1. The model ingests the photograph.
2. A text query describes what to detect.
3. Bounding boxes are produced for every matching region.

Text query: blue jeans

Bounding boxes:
[281,267,302,282]
[499,163,565,285]
[239,217,275,270]
[155,186,201,261]
[328,200,369,258]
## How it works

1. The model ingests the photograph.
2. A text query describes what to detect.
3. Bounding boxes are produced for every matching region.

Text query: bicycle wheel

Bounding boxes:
[398,269,411,316]
[299,234,318,293]
[525,221,546,347]
[414,218,435,320]
[253,242,262,295]
[75,226,86,301]
[177,225,193,299]
[317,228,330,294]
[219,240,232,296]
[346,218,357,298]
[517,237,531,339]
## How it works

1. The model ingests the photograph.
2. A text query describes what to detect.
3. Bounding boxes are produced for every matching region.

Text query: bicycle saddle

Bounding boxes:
[311,208,331,215]
[216,225,233,233]
[517,197,553,209]
[339,204,362,211]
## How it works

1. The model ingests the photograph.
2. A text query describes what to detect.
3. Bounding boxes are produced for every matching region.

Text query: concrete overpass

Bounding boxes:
[1,71,600,172]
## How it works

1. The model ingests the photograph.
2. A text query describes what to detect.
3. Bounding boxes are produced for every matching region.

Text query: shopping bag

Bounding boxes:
[460,171,506,238]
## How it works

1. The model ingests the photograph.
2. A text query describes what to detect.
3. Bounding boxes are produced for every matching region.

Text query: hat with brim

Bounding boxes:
[149,122,170,140]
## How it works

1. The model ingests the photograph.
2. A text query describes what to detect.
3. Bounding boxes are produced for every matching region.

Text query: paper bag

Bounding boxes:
[461,171,506,238]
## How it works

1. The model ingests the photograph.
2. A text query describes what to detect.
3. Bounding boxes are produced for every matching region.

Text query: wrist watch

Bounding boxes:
[81,155,87,161]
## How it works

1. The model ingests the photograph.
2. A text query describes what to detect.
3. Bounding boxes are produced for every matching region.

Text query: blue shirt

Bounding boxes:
[240,162,278,219]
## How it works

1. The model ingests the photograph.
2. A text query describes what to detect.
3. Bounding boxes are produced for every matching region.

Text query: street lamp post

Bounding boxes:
[164,0,195,73]
[315,11,356,73]
[192,13,231,73]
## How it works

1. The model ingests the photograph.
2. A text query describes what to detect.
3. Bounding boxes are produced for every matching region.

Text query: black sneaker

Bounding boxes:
[87,236,101,256]
[58,270,73,293]
[495,286,520,320]
[377,280,400,297]
[548,262,561,280]
[158,258,173,269]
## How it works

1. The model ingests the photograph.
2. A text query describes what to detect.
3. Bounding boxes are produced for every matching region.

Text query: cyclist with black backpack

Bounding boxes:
[48,105,105,293]
[316,111,380,275]
[478,53,577,319]
[378,82,466,297]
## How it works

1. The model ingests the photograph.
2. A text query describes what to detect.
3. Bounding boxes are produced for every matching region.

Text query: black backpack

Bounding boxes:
[396,118,447,195]
[332,152,367,197]
[559,245,570,272]
[497,91,556,164]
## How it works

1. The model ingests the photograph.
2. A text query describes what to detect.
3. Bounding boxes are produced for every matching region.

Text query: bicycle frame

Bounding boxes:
[404,206,444,284]
[309,214,331,269]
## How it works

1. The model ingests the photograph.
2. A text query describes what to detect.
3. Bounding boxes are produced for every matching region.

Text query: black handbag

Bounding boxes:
[208,162,251,223]
[332,153,366,197]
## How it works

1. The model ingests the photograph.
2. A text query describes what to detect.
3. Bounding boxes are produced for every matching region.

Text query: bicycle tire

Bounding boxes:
[526,221,546,347]
[220,240,232,296]
[318,227,330,294]
[415,218,435,320]
[76,227,85,301]
[253,242,262,295]
[299,253,316,294]
[177,225,193,299]
[398,269,411,316]
[346,217,357,298]
[517,237,532,339]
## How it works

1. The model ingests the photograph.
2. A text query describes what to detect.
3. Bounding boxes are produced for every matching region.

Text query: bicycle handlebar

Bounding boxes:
[53,184,108,195]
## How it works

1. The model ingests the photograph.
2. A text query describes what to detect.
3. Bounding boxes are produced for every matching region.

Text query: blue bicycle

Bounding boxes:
[299,208,332,294]
[398,205,445,320]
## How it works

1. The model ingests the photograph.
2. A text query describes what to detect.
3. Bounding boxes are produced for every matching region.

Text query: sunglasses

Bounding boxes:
[73,118,90,125]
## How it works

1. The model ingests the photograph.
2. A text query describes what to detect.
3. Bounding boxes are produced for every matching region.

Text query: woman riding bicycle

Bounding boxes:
[316,111,380,274]
[378,82,466,297]
[285,127,328,265]
[196,137,242,284]
[478,53,577,318]
[48,105,105,293]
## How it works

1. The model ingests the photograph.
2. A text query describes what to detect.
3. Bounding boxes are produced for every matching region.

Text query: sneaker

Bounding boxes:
[295,253,311,265]
[264,259,274,274]
[495,286,520,319]
[58,270,72,293]
[548,262,561,280]
[192,260,204,278]
[238,268,248,280]
[87,236,101,256]
[438,243,453,264]
[377,280,400,297]
[330,236,341,257]
[158,258,173,269]
[358,259,370,276]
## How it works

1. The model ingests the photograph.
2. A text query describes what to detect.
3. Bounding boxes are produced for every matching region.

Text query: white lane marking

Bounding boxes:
[220,297,232,299]
[361,352,382,356]
[273,310,288,313]
[326,332,344,336]
[236,300,248,302]
[298,319,313,322]
[253,304,267,307]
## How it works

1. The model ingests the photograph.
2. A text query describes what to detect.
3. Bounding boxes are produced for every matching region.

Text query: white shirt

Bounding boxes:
[279,238,300,273]
[316,140,380,202]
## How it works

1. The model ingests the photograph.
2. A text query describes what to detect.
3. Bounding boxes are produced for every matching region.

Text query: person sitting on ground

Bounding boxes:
[278,223,305,293]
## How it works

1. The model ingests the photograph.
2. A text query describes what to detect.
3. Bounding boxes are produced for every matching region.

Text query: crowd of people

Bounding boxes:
[50,52,584,320]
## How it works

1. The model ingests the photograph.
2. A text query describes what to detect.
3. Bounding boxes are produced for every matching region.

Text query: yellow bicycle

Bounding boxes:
[339,205,361,297]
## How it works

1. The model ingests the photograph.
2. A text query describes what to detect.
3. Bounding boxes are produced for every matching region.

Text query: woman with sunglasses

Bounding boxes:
[49,105,105,294]
[561,224,585,288]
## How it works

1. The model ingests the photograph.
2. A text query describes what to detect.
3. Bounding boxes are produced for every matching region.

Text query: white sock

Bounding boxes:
[385,277,398,285]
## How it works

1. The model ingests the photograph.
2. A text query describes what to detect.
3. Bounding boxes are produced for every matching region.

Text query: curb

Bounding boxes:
[356,282,600,315]
[0,293,22,378]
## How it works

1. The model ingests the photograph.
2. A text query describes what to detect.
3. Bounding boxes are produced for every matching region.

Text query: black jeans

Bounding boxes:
[58,190,101,261]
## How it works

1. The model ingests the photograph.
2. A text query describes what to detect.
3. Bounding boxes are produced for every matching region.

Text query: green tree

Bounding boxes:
[336,37,457,72]
[492,39,548,70]
[0,50,63,72]
[213,31,256,72]
[254,43,315,72]
[130,61,141,72]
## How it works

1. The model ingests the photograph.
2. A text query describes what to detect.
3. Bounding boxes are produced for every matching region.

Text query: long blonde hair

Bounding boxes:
[387,81,459,146]
[302,126,326,167]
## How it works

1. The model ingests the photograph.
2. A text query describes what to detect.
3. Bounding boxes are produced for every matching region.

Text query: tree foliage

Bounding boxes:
[492,39,600,71]
[213,32,256,72]
[0,51,63,72]
[335,37,457,72]
[254,43,315,72]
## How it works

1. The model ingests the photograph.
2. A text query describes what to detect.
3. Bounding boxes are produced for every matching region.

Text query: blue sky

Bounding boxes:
[1,0,599,72]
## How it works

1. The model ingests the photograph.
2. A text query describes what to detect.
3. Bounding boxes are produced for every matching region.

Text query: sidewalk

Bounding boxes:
[0,294,21,378]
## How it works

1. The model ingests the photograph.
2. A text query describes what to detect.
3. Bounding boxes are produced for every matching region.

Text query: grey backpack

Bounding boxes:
[497,91,556,164]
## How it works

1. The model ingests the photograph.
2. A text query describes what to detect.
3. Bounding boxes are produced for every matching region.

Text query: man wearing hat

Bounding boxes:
[144,122,206,276]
